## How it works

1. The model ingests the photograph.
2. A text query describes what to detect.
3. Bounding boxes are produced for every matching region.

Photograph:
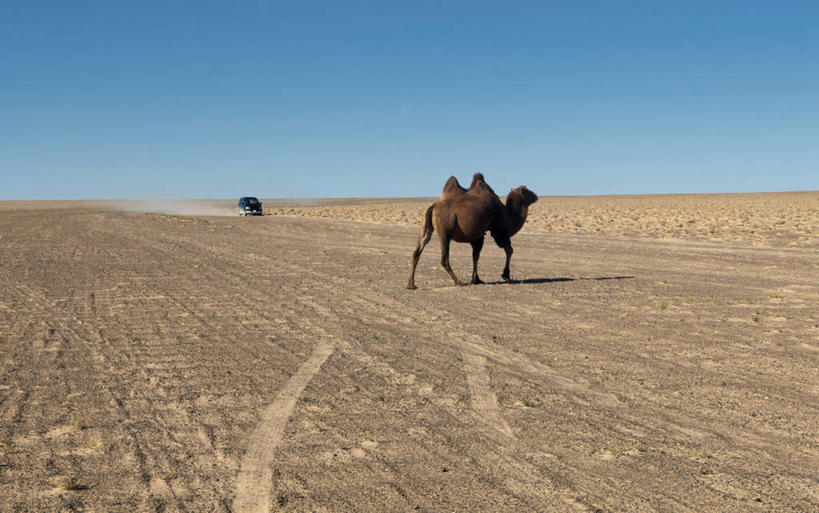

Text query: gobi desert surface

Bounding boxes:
[1,192,817,512]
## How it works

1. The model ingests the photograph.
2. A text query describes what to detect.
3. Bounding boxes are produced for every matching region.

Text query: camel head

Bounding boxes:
[502,185,537,238]
[509,186,538,207]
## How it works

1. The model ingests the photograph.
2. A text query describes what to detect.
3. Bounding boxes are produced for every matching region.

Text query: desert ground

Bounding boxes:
[0,192,817,512]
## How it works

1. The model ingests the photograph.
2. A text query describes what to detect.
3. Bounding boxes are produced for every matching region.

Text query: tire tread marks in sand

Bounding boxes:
[461,350,515,439]
[92,220,344,511]
[233,339,335,513]
[121,224,690,509]
[82,226,315,511]
[7,283,162,511]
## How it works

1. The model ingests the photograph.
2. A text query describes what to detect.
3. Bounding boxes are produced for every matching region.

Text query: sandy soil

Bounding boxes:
[0,194,817,512]
[267,191,819,248]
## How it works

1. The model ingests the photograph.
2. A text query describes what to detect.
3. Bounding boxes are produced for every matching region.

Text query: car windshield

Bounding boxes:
[243,198,260,206]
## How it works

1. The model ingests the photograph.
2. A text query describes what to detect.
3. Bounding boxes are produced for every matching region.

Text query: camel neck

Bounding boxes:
[505,197,528,236]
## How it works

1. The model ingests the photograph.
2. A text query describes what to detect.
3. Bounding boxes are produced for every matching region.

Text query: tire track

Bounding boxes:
[155,229,540,506]
[233,338,336,513]
[461,350,515,439]
[125,220,696,509]
[8,283,160,511]
[99,223,346,511]
[79,227,319,511]
[98,214,818,511]
[10,218,268,510]
[151,230,527,442]
[146,227,609,495]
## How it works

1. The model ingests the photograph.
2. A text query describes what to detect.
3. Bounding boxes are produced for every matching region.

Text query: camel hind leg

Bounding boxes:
[407,205,435,289]
[439,232,465,286]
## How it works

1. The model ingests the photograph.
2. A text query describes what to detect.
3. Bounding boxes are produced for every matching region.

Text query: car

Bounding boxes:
[237,196,263,216]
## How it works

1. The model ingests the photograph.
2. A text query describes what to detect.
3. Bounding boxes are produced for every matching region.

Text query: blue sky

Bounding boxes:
[1,1,817,199]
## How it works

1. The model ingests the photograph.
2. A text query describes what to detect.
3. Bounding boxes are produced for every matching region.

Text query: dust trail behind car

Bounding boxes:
[109,199,237,216]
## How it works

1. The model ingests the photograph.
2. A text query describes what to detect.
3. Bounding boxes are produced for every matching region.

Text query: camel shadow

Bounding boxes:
[485,276,635,285]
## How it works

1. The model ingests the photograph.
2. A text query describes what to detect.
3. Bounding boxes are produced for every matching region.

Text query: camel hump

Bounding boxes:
[441,176,467,196]
[469,172,497,195]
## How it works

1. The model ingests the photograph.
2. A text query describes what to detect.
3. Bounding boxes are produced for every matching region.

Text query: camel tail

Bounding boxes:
[420,203,435,239]
[408,203,436,289]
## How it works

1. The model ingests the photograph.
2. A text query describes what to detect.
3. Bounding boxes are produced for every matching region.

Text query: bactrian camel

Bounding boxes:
[407,173,538,289]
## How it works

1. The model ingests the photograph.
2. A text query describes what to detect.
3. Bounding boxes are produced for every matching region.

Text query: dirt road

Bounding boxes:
[1,205,817,512]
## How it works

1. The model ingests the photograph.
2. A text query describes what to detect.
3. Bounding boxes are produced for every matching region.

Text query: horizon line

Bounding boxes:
[1,189,817,203]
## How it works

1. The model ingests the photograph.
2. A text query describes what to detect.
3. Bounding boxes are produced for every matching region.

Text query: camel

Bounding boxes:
[407,173,538,289]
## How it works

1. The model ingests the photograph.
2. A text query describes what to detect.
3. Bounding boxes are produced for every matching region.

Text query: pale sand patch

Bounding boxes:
[265,191,819,248]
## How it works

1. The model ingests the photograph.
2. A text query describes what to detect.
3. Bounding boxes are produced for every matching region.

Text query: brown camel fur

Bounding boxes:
[407,173,538,289]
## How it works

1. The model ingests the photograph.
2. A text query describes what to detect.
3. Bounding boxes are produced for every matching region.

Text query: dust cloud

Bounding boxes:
[110,199,236,217]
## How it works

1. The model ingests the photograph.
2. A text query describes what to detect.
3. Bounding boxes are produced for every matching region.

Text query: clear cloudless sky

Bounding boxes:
[1,1,817,199]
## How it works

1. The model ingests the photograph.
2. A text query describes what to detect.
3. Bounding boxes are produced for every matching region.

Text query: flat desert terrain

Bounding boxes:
[1,192,817,512]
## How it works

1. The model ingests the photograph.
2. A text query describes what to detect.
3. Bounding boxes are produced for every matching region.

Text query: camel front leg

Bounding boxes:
[470,236,484,284]
[440,235,465,286]
[501,244,513,281]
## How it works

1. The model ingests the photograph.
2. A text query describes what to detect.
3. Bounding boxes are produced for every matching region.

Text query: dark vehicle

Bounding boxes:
[237,197,263,216]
